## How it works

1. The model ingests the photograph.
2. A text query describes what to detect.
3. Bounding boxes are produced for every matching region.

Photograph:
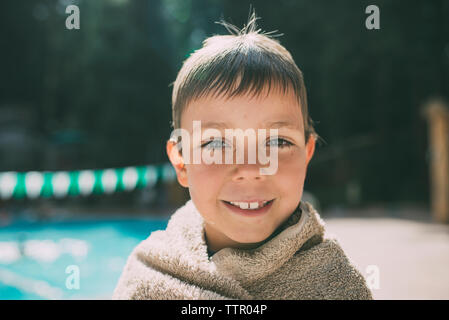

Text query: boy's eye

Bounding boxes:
[267,138,293,148]
[202,139,230,150]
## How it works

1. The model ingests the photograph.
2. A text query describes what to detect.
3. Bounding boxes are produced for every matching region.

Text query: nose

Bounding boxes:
[231,164,266,182]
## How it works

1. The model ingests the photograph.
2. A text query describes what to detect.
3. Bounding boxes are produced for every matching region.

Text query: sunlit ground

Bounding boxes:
[324,206,449,300]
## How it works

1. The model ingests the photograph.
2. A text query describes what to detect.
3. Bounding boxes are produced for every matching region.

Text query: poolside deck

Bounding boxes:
[323,206,449,300]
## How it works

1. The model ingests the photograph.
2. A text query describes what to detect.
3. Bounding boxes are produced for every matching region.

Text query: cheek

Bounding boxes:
[276,148,308,190]
[185,164,227,201]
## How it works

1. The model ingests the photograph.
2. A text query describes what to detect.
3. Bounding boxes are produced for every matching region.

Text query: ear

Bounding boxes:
[305,135,316,166]
[166,140,188,188]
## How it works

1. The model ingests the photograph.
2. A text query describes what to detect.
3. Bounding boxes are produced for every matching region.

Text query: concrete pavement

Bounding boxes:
[323,209,449,299]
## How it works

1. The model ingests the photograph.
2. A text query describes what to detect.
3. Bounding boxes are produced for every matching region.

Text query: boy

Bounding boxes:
[113,12,373,300]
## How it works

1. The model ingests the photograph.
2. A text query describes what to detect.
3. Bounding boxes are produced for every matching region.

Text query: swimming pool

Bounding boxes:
[0,217,168,300]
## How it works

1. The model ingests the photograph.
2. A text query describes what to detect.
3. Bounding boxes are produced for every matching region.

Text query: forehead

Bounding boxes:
[180,86,303,131]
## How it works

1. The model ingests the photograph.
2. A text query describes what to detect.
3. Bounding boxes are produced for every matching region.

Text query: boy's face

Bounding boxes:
[167,87,315,252]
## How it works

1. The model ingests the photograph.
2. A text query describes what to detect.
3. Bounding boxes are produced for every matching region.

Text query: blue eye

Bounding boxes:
[267,138,292,148]
[202,139,229,150]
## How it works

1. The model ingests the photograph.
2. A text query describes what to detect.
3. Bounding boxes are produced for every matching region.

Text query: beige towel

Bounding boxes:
[112,200,373,300]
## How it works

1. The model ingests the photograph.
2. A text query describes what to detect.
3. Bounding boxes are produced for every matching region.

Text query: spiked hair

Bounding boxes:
[171,9,318,143]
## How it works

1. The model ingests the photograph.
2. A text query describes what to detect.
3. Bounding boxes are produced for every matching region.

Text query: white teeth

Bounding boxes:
[239,202,249,209]
[228,201,270,210]
[249,202,259,209]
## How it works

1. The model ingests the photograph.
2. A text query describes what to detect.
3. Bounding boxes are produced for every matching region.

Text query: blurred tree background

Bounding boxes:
[0,0,448,210]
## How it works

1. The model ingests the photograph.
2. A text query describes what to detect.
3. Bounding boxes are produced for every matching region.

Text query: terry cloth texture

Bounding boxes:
[112,200,373,300]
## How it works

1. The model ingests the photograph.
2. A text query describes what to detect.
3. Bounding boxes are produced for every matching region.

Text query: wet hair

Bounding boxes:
[171,10,319,143]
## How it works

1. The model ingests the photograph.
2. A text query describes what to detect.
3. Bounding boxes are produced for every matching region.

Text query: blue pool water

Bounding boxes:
[0,217,168,300]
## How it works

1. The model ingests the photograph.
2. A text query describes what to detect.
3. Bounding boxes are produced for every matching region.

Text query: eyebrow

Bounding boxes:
[200,120,300,130]
[263,120,301,130]
[201,121,230,129]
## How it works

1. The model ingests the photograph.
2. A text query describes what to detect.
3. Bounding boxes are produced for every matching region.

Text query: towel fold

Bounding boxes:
[112,200,373,300]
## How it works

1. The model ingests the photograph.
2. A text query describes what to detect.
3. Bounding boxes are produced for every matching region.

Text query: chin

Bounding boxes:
[228,229,273,246]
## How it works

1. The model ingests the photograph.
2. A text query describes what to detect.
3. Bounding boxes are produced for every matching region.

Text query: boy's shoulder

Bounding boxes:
[112,248,231,300]
[113,200,373,300]
[290,235,373,299]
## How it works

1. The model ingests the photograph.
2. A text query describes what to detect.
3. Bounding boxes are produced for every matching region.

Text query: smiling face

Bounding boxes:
[167,87,316,253]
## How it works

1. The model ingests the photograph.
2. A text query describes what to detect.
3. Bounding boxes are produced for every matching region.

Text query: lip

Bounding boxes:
[221,199,274,217]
